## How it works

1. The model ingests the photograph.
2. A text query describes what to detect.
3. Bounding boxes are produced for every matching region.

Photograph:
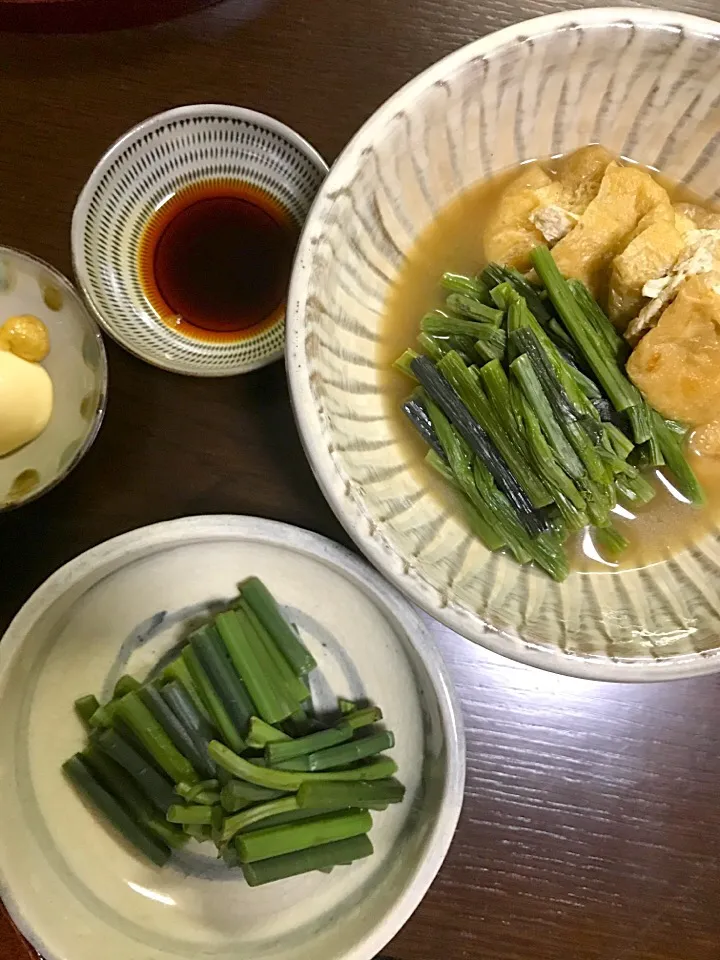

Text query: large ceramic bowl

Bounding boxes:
[0,516,464,960]
[287,7,720,681]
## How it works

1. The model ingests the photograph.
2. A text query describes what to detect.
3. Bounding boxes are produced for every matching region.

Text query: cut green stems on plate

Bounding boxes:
[265,723,353,765]
[235,808,372,863]
[209,740,398,791]
[63,755,171,867]
[239,576,317,676]
[241,835,373,887]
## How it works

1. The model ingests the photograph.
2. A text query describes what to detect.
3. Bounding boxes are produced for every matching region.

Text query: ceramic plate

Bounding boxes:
[0,516,464,960]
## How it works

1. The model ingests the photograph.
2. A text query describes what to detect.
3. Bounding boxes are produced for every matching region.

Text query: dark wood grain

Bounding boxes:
[1,1,720,959]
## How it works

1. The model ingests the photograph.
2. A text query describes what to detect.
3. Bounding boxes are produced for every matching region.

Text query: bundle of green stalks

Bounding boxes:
[64,577,404,887]
[395,246,703,581]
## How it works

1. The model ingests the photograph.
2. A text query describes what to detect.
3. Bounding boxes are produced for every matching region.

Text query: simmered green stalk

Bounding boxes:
[243,603,311,706]
[445,293,504,325]
[221,795,300,843]
[421,312,502,344]
[176,779,220,802]
[403,395,447,461]
[182,646,246,754]
[626,402,653,445]
[296,779,405,810]
[185,824,213,842]
[160,680,217,778]
[651,412,705,506]
[393,348,420,380]
[113,675,142,699]
[167,804,215,826]
[614,471,656,505]
[482,262,552,323]
[221,780,287,813]
[604,422,635,461]
[236,809,372,863]
[240,577,317,676]
[209,741,397,790]
[411,355,543,530]
[593,524,630,559]
[247,717,291,749]
[114,691,198,785]
[266,724,353,765]
[63,754,171,867]
[516,391,586,511]
[239,805,347,833]
[433,464,508,550]
[338,698,357,715]
[140,685,216,781]
[424,399,510,553]
[531,246,641,412]
[190,624,254,738]
[307,732,395,772]
[477,360,523,445]
[241,835,373,887]
[162,657,213,724]
[95,728,176,813]
[343,707,382,730]
[510,327,609,484]
[438,351,552,508]
[507,290,599,421]
[74,695,100,730]
[217,607,294,724]
[566,277,627,362]
[417,332,448,363]
[83,746,188,849]
[511,354,585,480]
[441,272,490,301]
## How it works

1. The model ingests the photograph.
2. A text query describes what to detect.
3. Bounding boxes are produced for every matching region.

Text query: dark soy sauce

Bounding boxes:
[138,180,299,341]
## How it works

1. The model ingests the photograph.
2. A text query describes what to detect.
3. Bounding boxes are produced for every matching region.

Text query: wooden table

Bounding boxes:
[1,1,720,957]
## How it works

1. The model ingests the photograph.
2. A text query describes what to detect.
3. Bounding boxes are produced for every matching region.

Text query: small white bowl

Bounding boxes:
[0,246,107,510]
[72,105,328,377]
[0,516,464,960]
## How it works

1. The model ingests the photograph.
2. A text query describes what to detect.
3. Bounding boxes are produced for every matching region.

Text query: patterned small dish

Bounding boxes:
[0,247,107,511]
[287,8,720,681]
[72,105,327,377]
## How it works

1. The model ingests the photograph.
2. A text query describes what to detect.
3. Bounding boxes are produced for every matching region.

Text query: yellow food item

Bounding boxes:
[0,351,53,456]
[554,144,614,213]
[2,314,50,363]
[608,212,688,326]
[551,162,670,297]
[627,275,720,424]
[483,165,560,271]
[673,202,720,231]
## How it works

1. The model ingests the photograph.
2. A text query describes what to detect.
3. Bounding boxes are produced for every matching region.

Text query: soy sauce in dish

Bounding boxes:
[138,180,298,342]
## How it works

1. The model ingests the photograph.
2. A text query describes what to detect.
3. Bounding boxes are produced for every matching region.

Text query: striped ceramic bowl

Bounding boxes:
[72,105,327,377]
[287,8,720,681]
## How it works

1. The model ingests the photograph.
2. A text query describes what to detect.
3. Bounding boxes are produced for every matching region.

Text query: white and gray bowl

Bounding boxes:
[287,7,720,681]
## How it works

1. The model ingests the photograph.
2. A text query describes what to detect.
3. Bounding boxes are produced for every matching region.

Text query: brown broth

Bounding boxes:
[379,152,720,571]
[139,179,298,343]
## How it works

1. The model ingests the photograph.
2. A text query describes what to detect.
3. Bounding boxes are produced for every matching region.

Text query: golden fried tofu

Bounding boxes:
[689,421,720,457]
[608,215,686,327]
[674,202,720,231]
[627,275,720,424]
[554,144,614,213]
[483,164,562,271]
[551,163,671,297]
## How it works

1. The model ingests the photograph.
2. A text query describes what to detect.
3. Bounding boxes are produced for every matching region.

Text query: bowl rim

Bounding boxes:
[71,103,329,378]
[286,6,720,683]
[0,514,466,960]
[0,243,108,512]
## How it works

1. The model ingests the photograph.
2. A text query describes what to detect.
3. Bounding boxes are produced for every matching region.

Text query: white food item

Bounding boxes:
[627,229,720,343]
[529,205,578,244]
[0,351,53,456]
